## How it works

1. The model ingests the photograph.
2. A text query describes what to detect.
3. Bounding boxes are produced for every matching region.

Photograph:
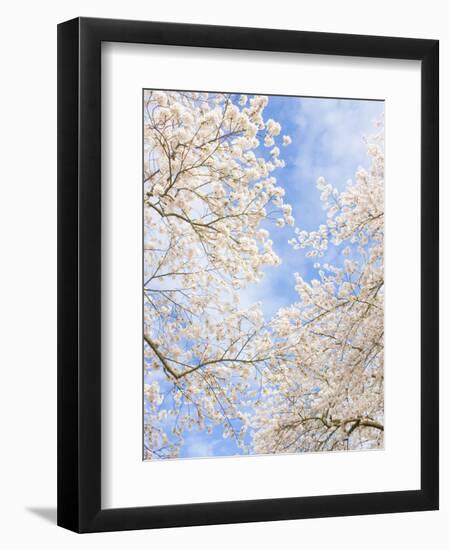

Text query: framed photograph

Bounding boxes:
[57,17,439,532]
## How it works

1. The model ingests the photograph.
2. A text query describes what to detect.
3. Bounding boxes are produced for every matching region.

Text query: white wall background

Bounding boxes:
[0,1,447,548]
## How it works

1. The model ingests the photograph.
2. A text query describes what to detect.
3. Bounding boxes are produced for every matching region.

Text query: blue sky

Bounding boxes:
[239,94,385,319]
[146,93,384,460]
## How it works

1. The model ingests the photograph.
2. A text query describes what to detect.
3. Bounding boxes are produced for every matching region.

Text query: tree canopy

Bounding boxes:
[143,90,384,459]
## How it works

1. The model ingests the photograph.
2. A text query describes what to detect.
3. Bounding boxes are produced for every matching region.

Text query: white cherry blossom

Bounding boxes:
[143,90,292,458]
[143,89,384,459]
[252,123,385,454]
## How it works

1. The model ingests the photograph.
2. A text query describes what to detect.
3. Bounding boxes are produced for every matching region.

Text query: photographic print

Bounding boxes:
[143,89,385,461]
[58,19,438,531]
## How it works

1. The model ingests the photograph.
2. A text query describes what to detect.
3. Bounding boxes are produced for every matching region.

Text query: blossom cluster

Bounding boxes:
[252,127,385,453]
[143,90,292,457]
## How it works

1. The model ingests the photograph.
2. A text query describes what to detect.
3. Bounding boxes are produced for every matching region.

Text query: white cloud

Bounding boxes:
[184,435,216,458]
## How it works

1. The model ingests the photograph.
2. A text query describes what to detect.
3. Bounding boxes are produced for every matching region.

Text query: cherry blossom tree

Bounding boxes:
[252,125,385,454]
[143,90,293,458]
[143,89,384,459]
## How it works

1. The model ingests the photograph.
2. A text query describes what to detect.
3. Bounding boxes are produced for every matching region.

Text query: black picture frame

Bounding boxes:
[57,16,439,533]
